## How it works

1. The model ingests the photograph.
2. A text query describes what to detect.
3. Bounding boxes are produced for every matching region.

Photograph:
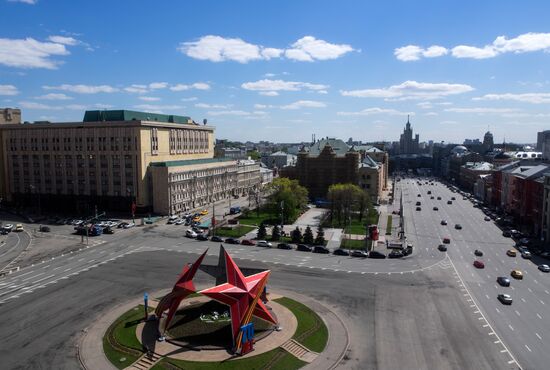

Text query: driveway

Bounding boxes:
[292,207,329,228]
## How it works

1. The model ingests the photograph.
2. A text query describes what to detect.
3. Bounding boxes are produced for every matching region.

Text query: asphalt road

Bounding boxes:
[398,177,550,370]
[0,230,31,271]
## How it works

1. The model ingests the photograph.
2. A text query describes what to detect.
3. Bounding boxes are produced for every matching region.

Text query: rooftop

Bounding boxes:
[307,138,350,157]
[149,158,234,167]
[83,110,193,124]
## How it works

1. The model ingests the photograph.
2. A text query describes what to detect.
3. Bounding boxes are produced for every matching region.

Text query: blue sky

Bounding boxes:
[1,0,550,144]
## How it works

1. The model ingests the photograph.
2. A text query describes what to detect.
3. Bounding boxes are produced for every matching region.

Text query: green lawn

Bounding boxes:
[215,226,255,238]
[327,208,379,235]
[386,215,393,235]
[237,210,279,226]
[339,238,368,250]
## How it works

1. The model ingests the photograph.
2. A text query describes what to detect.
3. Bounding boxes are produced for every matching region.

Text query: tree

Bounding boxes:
[266,177,308,224]
[247,150,260,160]
[271,225,281,241]
[314,225,325,245]
[303,226,314,245]
[257,222,267,240]
[327,183,370,226]
[291,226,302,243]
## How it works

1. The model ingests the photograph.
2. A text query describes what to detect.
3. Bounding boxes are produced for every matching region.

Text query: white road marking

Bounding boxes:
[537,313,542,319]
[508,324,514,331]
[22,272,44,282]
[514,310,520,317]
[525,344,532,352]
[535,333,542,340]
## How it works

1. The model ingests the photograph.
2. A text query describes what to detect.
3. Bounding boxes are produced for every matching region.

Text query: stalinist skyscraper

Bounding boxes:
[399,116,419,154]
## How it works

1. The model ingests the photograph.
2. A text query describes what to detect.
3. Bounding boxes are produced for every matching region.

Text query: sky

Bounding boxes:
[1,0,550,144]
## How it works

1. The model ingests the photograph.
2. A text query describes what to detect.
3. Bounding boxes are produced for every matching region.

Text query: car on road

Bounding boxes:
[174,219,185,225]
[441,220,447,225]
[433,207,439,211]
[241,239,256,246]
[200,209,209,215]
[333,248,349,256]
[497,294,513,305]
[416,207,421,211]
[277,243,293,250]
[417,194,421,197]
[416,201,421,206]
[455,224,462,230]
[39,225,51,232]
[427,191,432,194]
[442,237,451,244]
[506,249,517,257]
[369,250,386,259]
[313,246,330,254]
[192,216,201,222]
[430,196,434,199]
[210,236,224,242]
[351,250,368,258]
[521,251,532,259]
[3,224,14,232]
[473,260,485,269]
[437,196,442,200]
[438,244,447,252]
[13,224,24,232]
[103,227,114,234]
[185,229,198,238]
[297,244,312,252]
[511,269,523,279]
[257,240,273,248]
[502,230,512,237]
[0,229,8,235]
[447,200,453,205]
[538,264,550,272]
[225,237,240,244]
[451,197,456,200]
[497,276,511,287]
[167,215,178,224]
[388,250,404,258]
[484,216,491,221]
[474,249,483,257]
[123,222,135,229]
[197,234,209,241]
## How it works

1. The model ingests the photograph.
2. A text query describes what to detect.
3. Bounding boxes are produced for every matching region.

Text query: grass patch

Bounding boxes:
[340,238,367,250]
[103,305,151,369]
[237,210,279,226]
[386,215,393,235]
[215,225,255,238]
[327,208,379,235]
[274,297,328,353]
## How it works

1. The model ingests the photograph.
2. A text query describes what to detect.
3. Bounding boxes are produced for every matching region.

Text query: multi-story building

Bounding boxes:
[459,162,493,192]
[358,155,384,203]
[236,158,261,196]
[0,108,21,124]
[537,130,550,160]
[0,110,219,213]
[399,117,419,155]
[261,151,297,169]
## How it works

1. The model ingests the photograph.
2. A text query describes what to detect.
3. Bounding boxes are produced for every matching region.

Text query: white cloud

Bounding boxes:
[394,45,448,61]
[0,84,19,96]
[8,0,36,4]
[444,107,519,114]
[124,84,148,94]
[317,90,328,94]
[43,84,118,94]
[20,101,57,110]
[178,35,354,63]
[195,103,232,109]
[47,35,79,46]
[181,97,198,102]
[207,110,252,116]
[18,101,107,110]
[0,37,70,69]
[341,80,474,100]
[35,93,72,100]
[138,96,161,101]
[133,104,185,112]
[417,102,433,109]
[170,82,210,91]
[337,107,412,116]
[397,32,550,61]
[254,104,275,109]
[260,91,279,96]
[241,79,329,94]
[473,93,550,104]
[424,112,438,116]
[280,100,326,110]
[149,82,168,89]
[264,73,276,77]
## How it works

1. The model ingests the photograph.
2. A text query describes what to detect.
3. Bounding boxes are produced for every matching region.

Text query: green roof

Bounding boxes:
[149,157,234,167]
[83,110,192,124]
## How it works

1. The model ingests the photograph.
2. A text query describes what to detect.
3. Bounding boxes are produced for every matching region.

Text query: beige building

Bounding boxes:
[236,158,261,196]
[0,108,21,124]
[0,110,215,213]
[358,155,384,203]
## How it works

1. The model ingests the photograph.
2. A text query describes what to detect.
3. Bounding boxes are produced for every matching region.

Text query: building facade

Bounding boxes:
[0,108,21,125]
[236,159,261,197]
[399,117,419,155]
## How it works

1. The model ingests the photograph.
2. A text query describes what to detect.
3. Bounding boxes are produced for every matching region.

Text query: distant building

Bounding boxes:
[0,108,21,124]
[537,130,550,159]
[459,162,494,191]
[260,164,274,185]
[399,116,419,155]
[214,146,247,159]
[236,158,261,197]
[261,150,297,169]
[358,155,384,203]
[482,131,494,152]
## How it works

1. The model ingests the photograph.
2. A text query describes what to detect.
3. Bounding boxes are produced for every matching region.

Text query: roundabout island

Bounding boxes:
[98,247,331,370]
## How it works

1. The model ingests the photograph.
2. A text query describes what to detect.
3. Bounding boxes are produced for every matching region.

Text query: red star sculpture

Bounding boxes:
[199,247,277,347]
[155,249,208,334]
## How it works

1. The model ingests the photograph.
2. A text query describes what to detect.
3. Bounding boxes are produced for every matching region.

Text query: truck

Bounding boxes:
[229,206,241,215]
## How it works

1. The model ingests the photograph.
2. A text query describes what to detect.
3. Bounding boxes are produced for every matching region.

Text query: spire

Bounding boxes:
[407,114,410,124]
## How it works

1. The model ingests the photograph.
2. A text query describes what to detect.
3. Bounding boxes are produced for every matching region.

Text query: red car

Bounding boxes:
[241,239,256,246]
[442,237,451,244]
[473,260,485,269]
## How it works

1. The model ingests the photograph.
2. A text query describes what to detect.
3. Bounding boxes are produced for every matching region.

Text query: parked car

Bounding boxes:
[484,216,491,221]
[210,236,224,242]
[437,196,442,200]
[14,224,24,232]
[297,244,312,252]
[474,249,483,257]
[447,200,453,205]
[369,250,386,259]
[440,220,447,225]
[497,276,511,287]
[333,248,350,256]
[186,229,198,238]
[442,237,451,244]
[117,222,128,228]
[538,264,550,273]
[455,224,462,230]
[502,230,512,237]
[174,219,185,225]
[521,251,532,259]
[39,225,51,232]
[433,207,439,211]
[277,243,293,250]
[388,250,404,258]
[511,269,523,279]
[438,244,447,252]
[497,294,513,305]
[225,237,240,244]
[313,246,330,254]
[123,222,135,229]
[416,207,422,211]
[0,229,8,235]
[473,260,485,269]
[3,224,14,232]
[350,250,368,258]
[451,197,456,200]
[241,239,256,246]
[506,249,517,257]
[196,234,209,241]
[103,227,114,234]
[257,240,273,248]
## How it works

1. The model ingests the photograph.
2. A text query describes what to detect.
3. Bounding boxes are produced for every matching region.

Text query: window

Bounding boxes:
[151,128,159,154]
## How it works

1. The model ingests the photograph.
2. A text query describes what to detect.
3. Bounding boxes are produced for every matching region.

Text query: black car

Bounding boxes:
[437,196,442,200]
[0,229,8,235]
[455,224,462,230]
[117,222,128,228]
[474,249,483,256]
[497,276,511,287]
[297,244,312,252]
[438,244,447,252]
[416,207,422,211]
[103,227,114,234]
[210,236,224,242]
[498,294,513,305]
[388,250,404,258]
[39,225,51,232]
[197,234,209,241]
[441,220,447,225]
[351,250,368,258]
[447,200,453,205]
[502,230,512,237]
[313,246,330,254]
[225,237,240,244]
[333,248,350,256]
[433,207,439,211]
[277,243,293,250]
[369,250,386,259]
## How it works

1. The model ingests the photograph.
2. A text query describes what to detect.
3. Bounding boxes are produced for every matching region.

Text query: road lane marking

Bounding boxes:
[521,298,526,302]
[537,313,542,319]
[536,333,542,340]
[525,345,532,352]
[508,324,514,331]
[22,272,44,282]
[514,310,520,316]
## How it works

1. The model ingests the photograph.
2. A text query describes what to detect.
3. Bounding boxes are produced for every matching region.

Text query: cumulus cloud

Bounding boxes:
[473,93,550,104]
[0,84,19,95]
[170,82,210,91]
[19,101,111,110]
[124,84,148,94]
[8,0,36,4]
[241,79,329,96]
[337,108,412,116]
[396,32,550,61]
[43,84,118,94]
[340,80,474,100]
[260,91,279,96]
[394,45,448,61]
[280,100,326,110]
[35,93,72,100]
[0,37,71,69]
[444,107,520,114]
[181,97,198,102]
[47,35,79,46]
[138,96,161,101]
[195,103,232,109]
[149,82,168,89]
[178,35,355,63]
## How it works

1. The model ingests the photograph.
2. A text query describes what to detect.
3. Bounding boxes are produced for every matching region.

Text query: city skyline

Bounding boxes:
[1,1,550,143]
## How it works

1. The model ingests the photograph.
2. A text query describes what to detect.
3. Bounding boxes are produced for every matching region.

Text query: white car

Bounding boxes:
[123,222,135,229]
[3,224,14,231]
[108,221,118,228]
[521,251,532,259]
[175,219,185,225]
[538,264,550,273]
[256,240,273,248]
[186,229,198,238]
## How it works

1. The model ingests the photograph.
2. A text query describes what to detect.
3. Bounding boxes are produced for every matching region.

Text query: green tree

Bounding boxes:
[291,226,302,243]
[271,225,281,241]
[257,222,267,240]
[266,177,308,224]
[303,226,314,245]
[327,183,370,226]
[314,225,325,245]
[247,150,261,160]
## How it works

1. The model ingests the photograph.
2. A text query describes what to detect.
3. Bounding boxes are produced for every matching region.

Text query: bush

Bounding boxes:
[271,225,281,241]
[291,226,302,243]
[314,225,325,245]
[303,226,314,245]
[257,222,267,240]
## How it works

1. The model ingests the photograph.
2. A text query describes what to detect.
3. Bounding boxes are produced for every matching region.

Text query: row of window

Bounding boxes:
[168,128,209,154]
[7,134,138,152]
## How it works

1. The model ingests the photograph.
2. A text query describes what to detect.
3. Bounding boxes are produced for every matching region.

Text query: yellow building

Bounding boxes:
[0,110,215,213]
